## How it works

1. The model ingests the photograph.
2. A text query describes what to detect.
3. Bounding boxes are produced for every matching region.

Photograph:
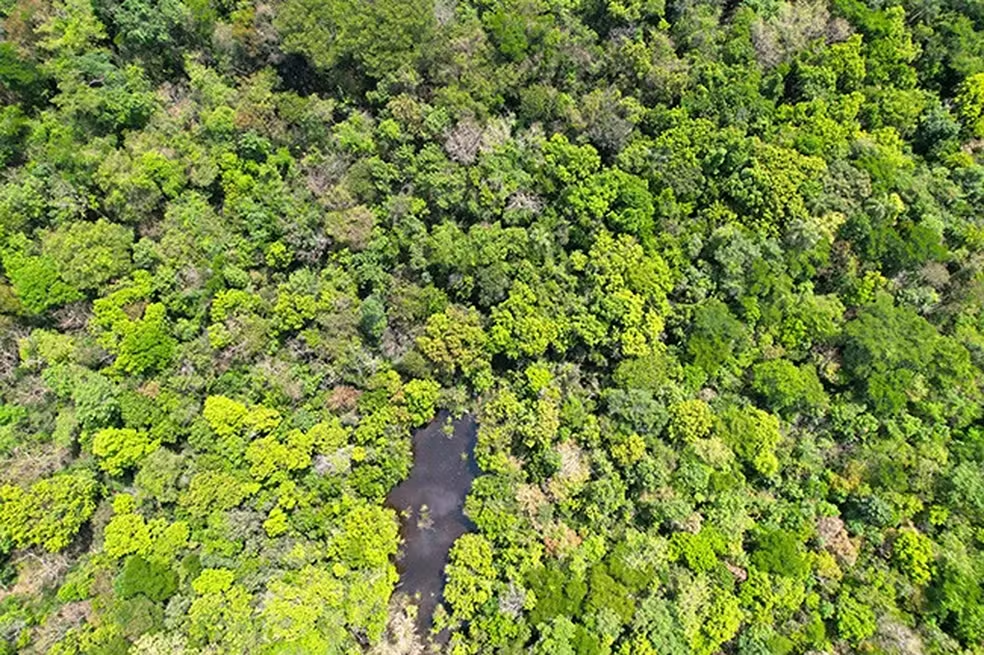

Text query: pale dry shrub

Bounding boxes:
[371,594,426,655]
[0,444,72,486]
[544,521,582,557]
[751,0,835,67]
[444,117,483,165]
[23,601,91,655]
[326,204,376,251]
[817,515,859,566]
[505,190,544,215]
[498,583,527,618]
[874,616,925,655]
[131,632,191,655]
[516,483,549,528]
[546,441,590,501]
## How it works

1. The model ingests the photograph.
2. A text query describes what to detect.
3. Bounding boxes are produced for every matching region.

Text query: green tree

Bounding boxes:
[532,616,578,655]
[445,534,496,621]
[402,378,441,426]
[2,233,83,314]
[92,427,159,475]
[114,303,176,375]
[134,447,185,504]
[39,219,133,292]
[686,299,751,379]
[749,528,810,579]
[843,293,977,417]
[667,399,714,443]
[717,406,783,477]
[115,555,179,602]
[751,359,828,416]
[581,229,672,357]
[417,305,493,389]
[836,590,876,645]
[0,470,99,552]
[489,280,565,359]
[104,495,152,558]
[676,577,742,655]
[331,503,399,569]
[526,563,587,625]
[892,527,934,586]
[259,566,350,650]
[956,72,984,136]
[586,564,636,625]
[276,0,435,79]
[188,568,257,652]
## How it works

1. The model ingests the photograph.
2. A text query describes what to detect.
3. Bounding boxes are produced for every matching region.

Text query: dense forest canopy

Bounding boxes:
[0,0,984,651]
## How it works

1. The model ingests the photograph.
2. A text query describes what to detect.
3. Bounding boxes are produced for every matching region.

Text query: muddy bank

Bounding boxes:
[385,412,479,643]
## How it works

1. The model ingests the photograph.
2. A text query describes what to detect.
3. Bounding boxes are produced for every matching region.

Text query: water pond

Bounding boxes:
[385,412,479,643]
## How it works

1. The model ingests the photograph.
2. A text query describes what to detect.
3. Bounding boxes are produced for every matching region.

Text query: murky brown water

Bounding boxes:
[385,412,478,643]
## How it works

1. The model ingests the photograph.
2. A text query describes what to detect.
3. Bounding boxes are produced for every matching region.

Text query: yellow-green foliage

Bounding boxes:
[0,470,98,552]
[93,427,159,475]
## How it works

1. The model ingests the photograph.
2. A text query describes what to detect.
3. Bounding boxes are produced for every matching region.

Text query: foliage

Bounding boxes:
[717,406,783,478]
[0,470,99,552]
[444,533,496,621]
[276,0,435,79]
[749,528,810,579]
[1,0,984,651]
[115,556,179,602]
[892,527,934,586]
[92,427,159,475]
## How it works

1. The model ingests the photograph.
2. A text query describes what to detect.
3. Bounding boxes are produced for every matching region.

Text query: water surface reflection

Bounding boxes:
[385,412,478,643]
